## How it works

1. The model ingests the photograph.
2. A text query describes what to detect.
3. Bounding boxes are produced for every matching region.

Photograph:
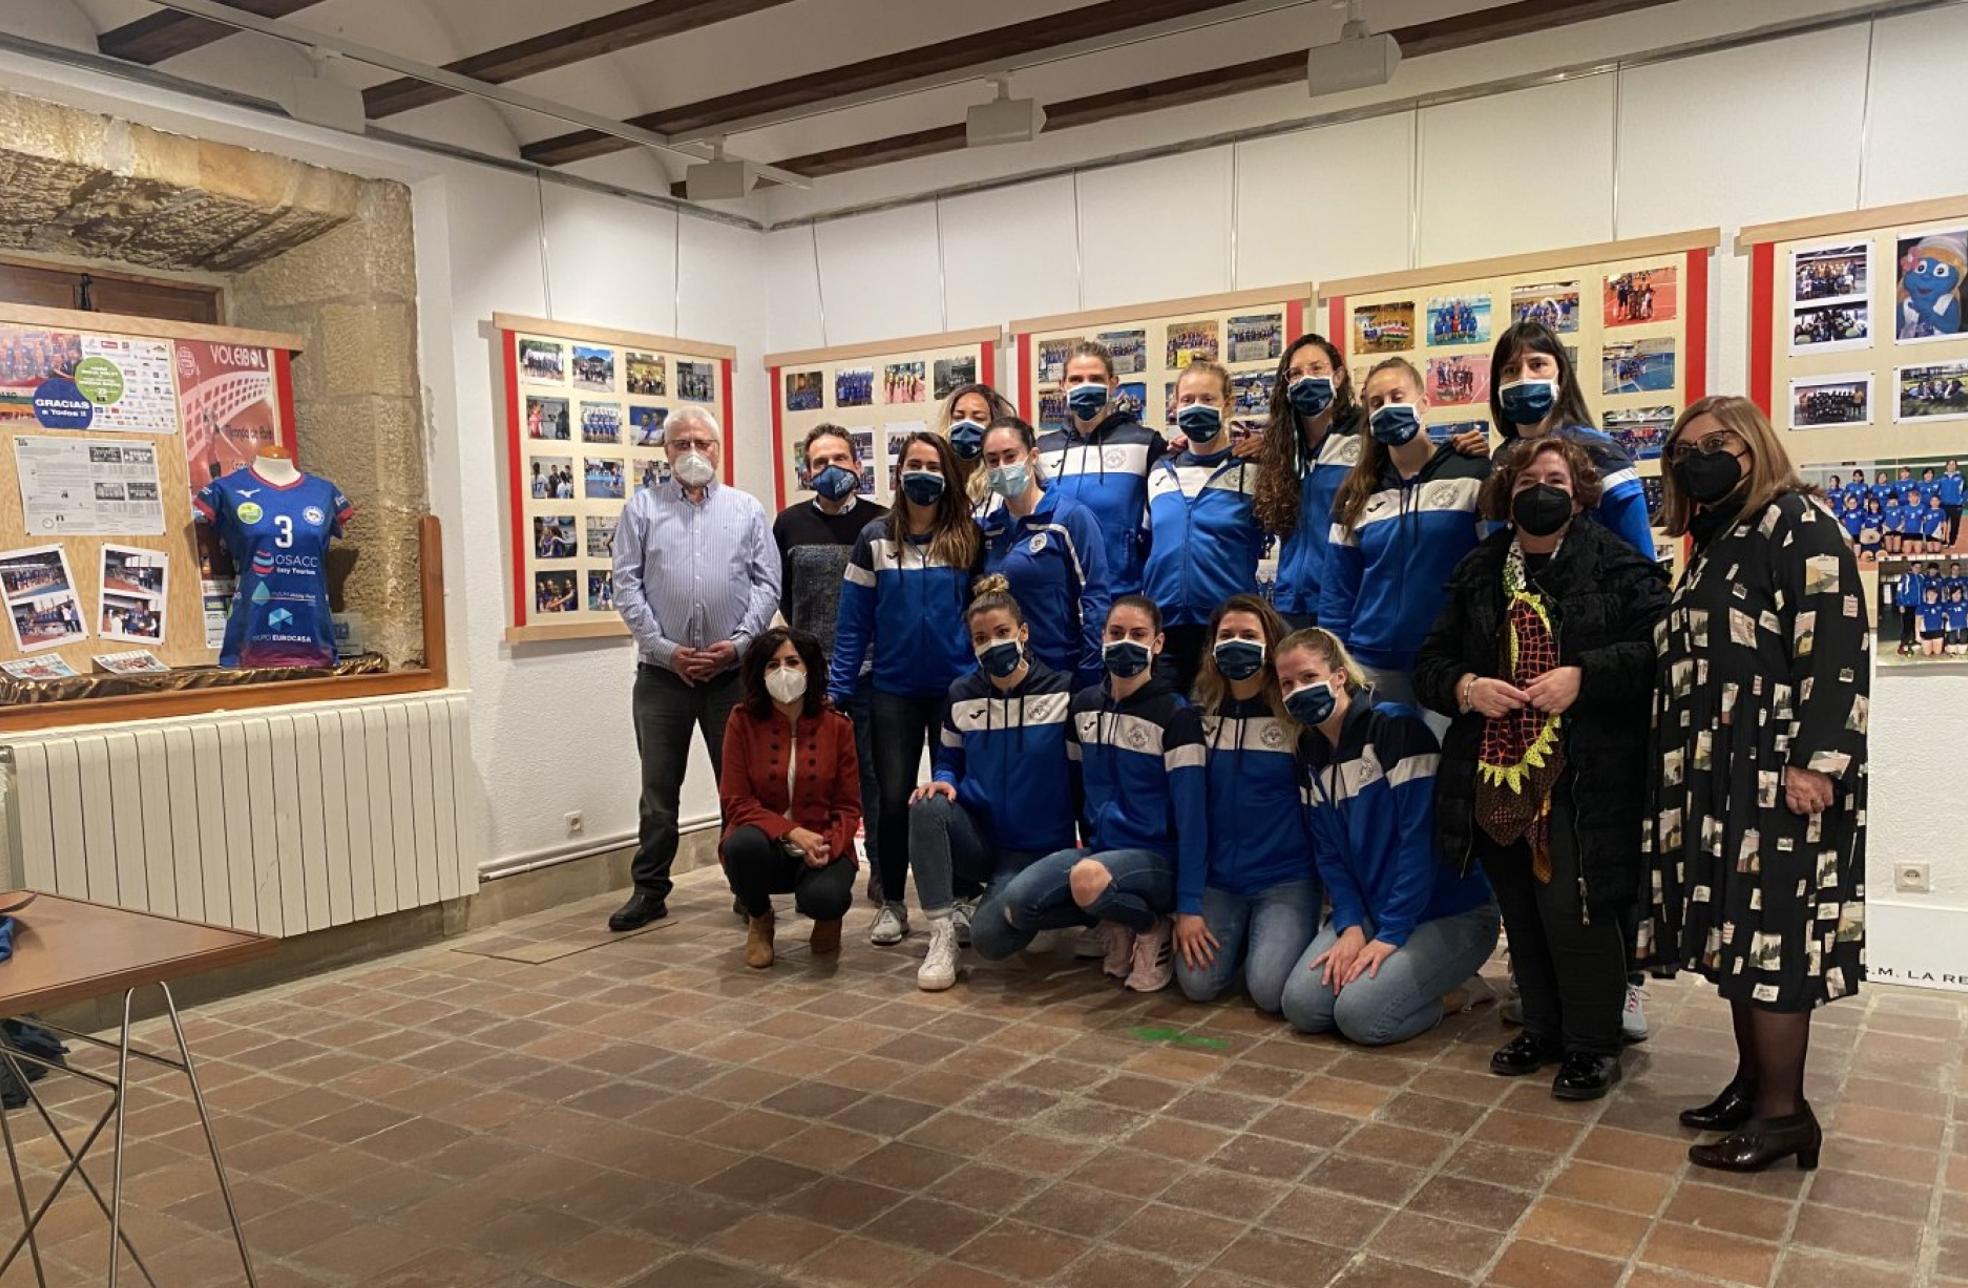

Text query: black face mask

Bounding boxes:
[1673,450,1744,505]
[1511,484,1574,537]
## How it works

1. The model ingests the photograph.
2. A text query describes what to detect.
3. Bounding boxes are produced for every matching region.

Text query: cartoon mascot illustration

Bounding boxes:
[1898,232,1966,340]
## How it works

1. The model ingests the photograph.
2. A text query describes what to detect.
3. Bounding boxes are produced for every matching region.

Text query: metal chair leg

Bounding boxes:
[0,1086,47,1287]
[161,984,258,1288]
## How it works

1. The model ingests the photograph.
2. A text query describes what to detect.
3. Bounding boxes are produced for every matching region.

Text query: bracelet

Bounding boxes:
[1459,674,1478,712]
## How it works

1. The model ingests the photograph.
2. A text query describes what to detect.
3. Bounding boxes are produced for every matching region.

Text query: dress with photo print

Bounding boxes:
[1642,492,1868,1012]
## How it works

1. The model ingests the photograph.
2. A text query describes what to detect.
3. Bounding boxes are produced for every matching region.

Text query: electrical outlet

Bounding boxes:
[564,810,584,838]
[1895,862,1930,894]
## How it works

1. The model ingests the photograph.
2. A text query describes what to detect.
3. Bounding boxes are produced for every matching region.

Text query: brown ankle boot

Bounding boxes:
[745,913,775,968]
[809,918,842,956]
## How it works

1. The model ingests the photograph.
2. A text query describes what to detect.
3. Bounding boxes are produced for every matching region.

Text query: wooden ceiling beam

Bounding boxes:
[98,0,327,66]
[521,0,1257,167]
[363,0,799,119]
[718,0,1678,188]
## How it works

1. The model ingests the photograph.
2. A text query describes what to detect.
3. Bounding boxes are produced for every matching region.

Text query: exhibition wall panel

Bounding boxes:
[939,177,1082,333]
[814,205,947,346]
[1232,113,1415,292]
[766,328,998,512]
[1076,150,1236,312]
[537,185,681,341]
[1862,5,1968,209]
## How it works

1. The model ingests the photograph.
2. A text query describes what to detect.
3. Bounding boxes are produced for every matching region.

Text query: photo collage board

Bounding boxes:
[1319,230,1716,541]
[1744,196,1968,463]
[767,327,999,511]
[497,312,734,642]
[1010,285,1313,444]
[0,303,297,679]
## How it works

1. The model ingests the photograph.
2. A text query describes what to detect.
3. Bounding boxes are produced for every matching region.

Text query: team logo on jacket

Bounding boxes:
[236,501,264,524]
[1104,448,1127,470]
[302,505,326,526]
[1260,722,1288,749]
[1028,533,1048,554]
[1125,724,1149,749]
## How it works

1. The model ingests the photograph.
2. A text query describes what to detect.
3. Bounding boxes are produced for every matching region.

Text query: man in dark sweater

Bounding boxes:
[773,424,889,899]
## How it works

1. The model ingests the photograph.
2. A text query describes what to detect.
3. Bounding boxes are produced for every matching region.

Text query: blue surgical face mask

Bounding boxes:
[809,463,857,502]
[1066,382,1109,420]
[987,462,1030,499]
[1287,375,1335,417]
[1285,679,1337,725]
[1369,403,1422,446]
[1176,403,1224,440]
[1102,638,1152,679]
[1497,377,1558,428]
[977,638,1022,679]
[900,470,946,506]
[1213,638,1265,682]
[949,419,986,459]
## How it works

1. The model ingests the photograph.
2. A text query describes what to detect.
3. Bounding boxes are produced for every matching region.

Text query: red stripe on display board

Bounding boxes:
[1016,332,1033,419]
[721,357,736,485]
[1286,299,1304,344]
[272,347,297,456]
[1684,248,1710,404]
[501,329,527,628]
[979,340,996,395]
[1748,242,1776,416]
[1327,297,1346,347]
[769,366,786,511]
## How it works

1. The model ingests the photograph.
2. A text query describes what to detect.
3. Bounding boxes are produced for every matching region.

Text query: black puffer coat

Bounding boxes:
[1414,518,1669,909]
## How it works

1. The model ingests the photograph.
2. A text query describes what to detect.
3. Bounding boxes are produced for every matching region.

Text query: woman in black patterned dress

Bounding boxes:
[1642,396,1868,1174]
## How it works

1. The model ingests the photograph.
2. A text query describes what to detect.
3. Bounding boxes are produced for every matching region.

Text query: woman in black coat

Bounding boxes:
[1416,435,1669,1101]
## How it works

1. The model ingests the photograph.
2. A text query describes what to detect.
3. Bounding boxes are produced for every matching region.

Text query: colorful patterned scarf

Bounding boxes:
[1476,541,1566,881]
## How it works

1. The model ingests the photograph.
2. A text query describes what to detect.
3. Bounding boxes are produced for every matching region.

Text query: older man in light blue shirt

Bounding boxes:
[609,406,778,931]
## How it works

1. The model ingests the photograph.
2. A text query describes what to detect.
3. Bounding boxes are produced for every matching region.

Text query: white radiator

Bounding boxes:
[0,692,479,937]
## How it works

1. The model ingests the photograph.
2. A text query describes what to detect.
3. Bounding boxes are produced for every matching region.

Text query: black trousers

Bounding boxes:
[631,665,740,899]
[1160,623,1210,696]
[722,825,856,921]
[871,691,943,903]
[1947,503,1962,546]
[1479,790,1630,1057]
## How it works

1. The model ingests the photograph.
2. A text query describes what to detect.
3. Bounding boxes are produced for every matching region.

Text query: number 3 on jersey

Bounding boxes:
[274,514,294,548]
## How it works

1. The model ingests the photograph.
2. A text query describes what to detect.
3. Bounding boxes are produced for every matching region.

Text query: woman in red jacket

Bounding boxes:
[721,627,862,967]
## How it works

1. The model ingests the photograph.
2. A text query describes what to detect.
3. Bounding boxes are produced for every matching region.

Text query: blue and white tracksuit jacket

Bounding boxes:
[1142,447,1265,628]
[1271,415,1363,619]
[1035,412,1166,595]
[981,489,1111,689]
[1067,675,1208,876]
[932,659,1079,856]
[1185,695,1317,916]
[1493,423,1655,558]
[827,520,976,703]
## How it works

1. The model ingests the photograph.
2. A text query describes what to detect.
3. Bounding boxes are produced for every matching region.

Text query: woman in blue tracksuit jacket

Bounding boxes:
[1037,339,1167,595]
[1143,359,1265,693]
[1273,627,1499,1047]
[1172,595,1320,1015]
[979,416,1111,688]
[1320,357,1491,713]
[907,575,1079,992]
[1940,459,1964,545]
[992,596,1208,993]
[1455,320,1655,559]
[828,432,981,946]
[1255,334,1364,630]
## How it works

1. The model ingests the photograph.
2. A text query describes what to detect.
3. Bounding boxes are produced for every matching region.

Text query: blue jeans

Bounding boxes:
[990,846,1176,957]
[1280,902,1500,1046]
[1175,879,1322,1014]
[908,795,1041,962]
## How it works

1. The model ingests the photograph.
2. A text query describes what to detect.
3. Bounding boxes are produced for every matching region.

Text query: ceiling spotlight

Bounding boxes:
[685,140,760,201]
[1306,0,1401,97]
[966,76,1046,148]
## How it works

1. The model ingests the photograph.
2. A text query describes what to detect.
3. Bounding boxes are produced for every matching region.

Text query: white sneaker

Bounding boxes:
[952,899,976,948]
[1099,921,1135,978]
[1622,984,1649,1044]
[1075,923,1109,960]
[918,918,960,991]
[1124,919,1174,992]
[869,902,909,946]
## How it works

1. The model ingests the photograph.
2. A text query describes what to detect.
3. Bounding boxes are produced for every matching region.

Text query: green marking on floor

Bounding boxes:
[1125,1025,1229,1050]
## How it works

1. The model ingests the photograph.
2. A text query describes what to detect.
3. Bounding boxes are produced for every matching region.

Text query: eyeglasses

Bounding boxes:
[1664,430,1741,465]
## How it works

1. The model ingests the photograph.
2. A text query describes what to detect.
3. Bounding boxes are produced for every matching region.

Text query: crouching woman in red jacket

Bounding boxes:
[721,627,862,968]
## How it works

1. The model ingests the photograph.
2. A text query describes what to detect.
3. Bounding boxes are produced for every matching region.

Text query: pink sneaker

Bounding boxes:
[1100,921,1135,979]
[1124,919,1174,992]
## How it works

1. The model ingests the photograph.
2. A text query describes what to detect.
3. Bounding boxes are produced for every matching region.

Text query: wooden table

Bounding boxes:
[0,894,275,1287]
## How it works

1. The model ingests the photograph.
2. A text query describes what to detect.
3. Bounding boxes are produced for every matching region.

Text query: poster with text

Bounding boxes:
[174,339,278,490]
[13,437,165,536]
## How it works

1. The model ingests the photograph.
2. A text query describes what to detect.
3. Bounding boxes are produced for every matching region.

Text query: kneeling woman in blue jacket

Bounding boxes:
[1276,628,1499,1046]
[907,575,1079,992]
[1173,594,1320,1014]
[980,416,1111,688]
[987,596,1208,992]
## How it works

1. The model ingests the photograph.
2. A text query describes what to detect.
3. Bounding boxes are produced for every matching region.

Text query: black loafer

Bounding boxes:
[1552,1052,1622,1101]
[1679,1079,1757,1132]
[608,890,668,932]
[1490,1032,1562,1076]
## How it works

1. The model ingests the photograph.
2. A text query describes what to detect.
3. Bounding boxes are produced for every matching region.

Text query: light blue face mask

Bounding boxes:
[1066,383,1109,420]
[987,462,1030,499]
[1176,403,1224,440]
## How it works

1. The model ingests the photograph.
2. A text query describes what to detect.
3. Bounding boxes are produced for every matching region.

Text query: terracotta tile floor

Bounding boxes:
[4,867,1965,1288]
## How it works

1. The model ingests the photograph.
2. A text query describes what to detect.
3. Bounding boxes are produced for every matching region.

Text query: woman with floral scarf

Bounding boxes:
[1416,436,1669,1101]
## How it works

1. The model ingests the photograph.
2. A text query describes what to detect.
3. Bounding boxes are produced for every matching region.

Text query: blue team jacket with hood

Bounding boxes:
[827,519,976,703]
[1187,695,1318,915]
[1492,423,1655,558]
[932,658,1078,855]
[1036,411,1165,595]
[1298,695,1492,947]
[1067,674,1208,876]
[1272,414,1363,618]
[981,489,1110,689]
[1320,443,1491,674]
[1142,447,1265,627]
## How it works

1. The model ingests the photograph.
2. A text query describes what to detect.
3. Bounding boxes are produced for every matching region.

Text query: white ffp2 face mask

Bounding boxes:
[765,667,807,705]
[673,451,716,487]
